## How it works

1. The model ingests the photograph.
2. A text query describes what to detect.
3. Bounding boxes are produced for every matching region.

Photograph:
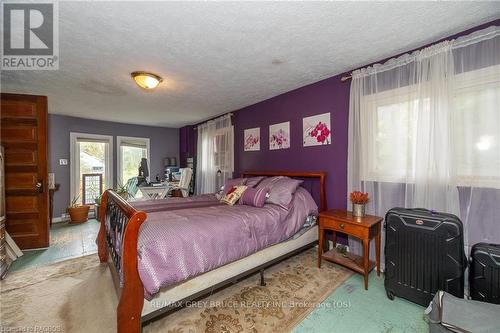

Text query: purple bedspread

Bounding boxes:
[137,187,317,299]
[130,194,220,213]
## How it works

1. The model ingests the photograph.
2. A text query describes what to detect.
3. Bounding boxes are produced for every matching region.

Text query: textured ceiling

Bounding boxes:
[1,2,499,128]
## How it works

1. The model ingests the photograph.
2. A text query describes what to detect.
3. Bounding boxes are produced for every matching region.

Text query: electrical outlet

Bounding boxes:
[59,159,68,165]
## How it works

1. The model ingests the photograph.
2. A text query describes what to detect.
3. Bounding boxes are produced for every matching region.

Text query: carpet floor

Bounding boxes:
[0,247,352,333]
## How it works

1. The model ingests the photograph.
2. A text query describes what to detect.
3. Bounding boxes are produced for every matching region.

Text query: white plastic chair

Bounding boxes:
[171,168,193,197]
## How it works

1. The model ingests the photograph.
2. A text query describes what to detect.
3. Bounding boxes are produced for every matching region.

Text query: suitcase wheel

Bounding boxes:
[386,290,395,301]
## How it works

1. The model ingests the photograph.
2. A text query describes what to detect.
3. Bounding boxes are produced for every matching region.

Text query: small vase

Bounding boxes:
[352,203,366,217]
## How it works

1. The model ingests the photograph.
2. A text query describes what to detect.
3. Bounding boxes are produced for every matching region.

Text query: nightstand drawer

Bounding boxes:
[319,216,367,239]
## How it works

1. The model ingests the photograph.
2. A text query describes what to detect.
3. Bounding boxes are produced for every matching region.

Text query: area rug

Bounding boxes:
[0,248,352,333]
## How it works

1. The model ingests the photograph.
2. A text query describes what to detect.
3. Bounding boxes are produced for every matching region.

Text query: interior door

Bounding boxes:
[0,93,49,249]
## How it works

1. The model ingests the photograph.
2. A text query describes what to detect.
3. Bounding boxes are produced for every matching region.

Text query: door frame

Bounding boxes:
[116,135,150,185]
[70,132,113,205]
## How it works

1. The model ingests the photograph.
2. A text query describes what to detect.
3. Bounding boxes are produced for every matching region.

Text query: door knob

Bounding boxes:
[35,181,43,193]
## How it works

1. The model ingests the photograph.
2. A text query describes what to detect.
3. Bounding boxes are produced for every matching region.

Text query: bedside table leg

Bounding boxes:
[318,227,323,268]
[363,238,369,290]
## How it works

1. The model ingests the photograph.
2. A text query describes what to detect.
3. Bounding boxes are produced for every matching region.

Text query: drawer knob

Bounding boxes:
[340,223,345,229]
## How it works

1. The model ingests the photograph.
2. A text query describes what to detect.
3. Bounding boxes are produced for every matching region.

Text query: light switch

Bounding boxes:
[59,159,68,165]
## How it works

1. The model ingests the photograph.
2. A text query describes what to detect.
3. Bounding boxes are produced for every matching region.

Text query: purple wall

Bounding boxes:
[49,114,179,218]
[234,74,350,209]
[179,125,196,167]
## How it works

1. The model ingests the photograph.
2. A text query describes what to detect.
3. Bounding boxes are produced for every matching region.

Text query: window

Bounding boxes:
[213,127,234,190]
[361,64,500,188]
[195,114,233,194]
[452,66,500,187]
[361,90,421,182]
[213,128,233,172]
[117,136,150,185]
[70,133,113,206]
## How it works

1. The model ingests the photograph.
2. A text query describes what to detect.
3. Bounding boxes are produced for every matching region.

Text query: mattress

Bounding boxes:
[137,187,318,299]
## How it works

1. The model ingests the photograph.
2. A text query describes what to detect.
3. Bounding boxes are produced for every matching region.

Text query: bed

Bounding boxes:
[96,171,326,333]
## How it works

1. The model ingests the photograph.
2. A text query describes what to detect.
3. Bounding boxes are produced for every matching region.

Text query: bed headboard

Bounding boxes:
[241,171,327,212]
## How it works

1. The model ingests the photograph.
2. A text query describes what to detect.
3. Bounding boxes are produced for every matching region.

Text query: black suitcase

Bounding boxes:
[470,243,500,304]
[384,208,467,306]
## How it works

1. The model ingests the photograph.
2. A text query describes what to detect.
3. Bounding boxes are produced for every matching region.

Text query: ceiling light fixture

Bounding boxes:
[131,71,163,90]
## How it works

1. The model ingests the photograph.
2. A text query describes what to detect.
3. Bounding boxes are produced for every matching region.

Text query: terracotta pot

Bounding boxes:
[68,205,90,223]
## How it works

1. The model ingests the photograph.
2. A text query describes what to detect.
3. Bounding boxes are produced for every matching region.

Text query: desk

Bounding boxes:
[138,185,170,200]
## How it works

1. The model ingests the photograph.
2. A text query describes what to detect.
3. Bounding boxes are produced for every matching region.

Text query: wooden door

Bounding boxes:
[1,93,49,249]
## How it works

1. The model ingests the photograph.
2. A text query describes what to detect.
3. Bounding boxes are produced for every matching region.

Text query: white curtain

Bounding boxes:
[347,26,500,273]
[196,114,234,194]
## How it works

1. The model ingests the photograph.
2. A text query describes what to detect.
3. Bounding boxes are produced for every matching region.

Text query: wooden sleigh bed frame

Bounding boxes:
[97,171,326,333]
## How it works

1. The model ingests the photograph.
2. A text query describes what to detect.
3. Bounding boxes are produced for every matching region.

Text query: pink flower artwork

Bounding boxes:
[269,121,290,150]
[244,127,260,151]
[303,113,331,147]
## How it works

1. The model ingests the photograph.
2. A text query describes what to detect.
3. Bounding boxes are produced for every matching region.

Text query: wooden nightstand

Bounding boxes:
[318,209,383,290]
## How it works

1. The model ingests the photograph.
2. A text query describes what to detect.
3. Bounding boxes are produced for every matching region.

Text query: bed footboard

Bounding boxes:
[97,189,147,333]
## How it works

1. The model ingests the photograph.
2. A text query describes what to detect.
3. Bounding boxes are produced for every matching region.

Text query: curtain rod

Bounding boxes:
[193,113,233,130]
[339,24,499,83]
[341,75,352,82]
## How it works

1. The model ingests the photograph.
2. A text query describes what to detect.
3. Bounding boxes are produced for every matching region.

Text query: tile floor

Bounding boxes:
[10,219,100,272]
[293,271,428,333]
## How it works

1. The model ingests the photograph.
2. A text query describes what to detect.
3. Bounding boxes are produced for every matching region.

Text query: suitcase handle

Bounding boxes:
[412,208,437,215]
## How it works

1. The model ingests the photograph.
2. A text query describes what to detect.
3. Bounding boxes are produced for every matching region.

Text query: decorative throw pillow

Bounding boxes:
[258,176,303,209]
[238,187,269,208]
[245,176,266,188]
[256,176,282,189]
[223,178,247,195]
[220,185,248,205]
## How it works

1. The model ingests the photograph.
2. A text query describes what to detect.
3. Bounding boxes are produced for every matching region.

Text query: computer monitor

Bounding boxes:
[137,158,149,185]
[139,158,149,178]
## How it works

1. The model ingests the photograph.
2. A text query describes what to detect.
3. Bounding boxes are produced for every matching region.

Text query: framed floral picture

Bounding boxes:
[269,121,290,150]
[244,127,260,151]
[303,113,331,146]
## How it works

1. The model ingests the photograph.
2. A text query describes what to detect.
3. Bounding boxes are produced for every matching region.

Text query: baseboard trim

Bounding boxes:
[52,215,69,223]
[52,211,96,224]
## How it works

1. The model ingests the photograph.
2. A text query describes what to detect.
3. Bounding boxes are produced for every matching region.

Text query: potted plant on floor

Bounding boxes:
[350,191,369,217]
[67,195,90,224]
[115,183,130,200]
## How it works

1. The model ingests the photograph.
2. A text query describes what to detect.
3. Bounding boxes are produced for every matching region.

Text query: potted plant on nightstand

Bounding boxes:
[67,195,90,224]
[350,191,369,217]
